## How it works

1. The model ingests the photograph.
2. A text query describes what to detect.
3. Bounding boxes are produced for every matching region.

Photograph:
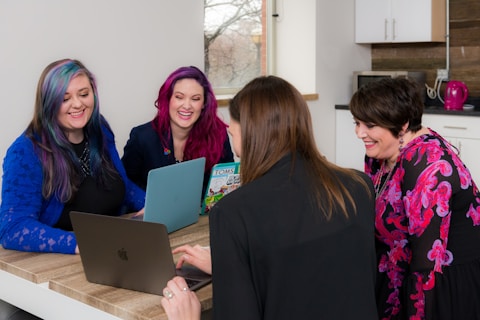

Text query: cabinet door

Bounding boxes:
[355,0,445,43]
[456,138,480,183]
[335,110,365,171]
[391,0,431,42]
[423,114,480,183]
[445,136,480,184]
[355,0,391,43]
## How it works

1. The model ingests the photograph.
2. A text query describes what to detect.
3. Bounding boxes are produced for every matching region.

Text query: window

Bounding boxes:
[204,0,268,94]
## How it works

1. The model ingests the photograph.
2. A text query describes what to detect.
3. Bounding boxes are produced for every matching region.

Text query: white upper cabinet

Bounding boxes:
[355,0,446,43]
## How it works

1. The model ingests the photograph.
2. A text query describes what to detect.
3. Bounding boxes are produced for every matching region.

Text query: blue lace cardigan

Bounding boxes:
[0,126,145,254]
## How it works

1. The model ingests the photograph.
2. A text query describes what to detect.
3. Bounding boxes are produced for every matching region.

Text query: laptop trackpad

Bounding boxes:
[176,265,212,291]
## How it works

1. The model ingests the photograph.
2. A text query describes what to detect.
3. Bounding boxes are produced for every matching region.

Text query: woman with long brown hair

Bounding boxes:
[165,75,378,320]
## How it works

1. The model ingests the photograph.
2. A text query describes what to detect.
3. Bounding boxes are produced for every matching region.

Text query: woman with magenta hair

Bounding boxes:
[0,59,145,255]
[122,66,234,196]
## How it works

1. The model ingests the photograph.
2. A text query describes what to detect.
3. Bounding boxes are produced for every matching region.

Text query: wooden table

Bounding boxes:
[0,216,211,320]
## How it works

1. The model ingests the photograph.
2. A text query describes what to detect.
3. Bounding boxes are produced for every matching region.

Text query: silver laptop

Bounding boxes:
[70,211,211,295]
[143,157,206,232]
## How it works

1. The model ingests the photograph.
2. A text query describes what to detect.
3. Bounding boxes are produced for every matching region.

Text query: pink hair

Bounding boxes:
[153,66,228,171]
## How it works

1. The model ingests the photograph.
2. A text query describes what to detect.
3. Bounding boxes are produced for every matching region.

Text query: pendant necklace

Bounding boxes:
[374,161,394,199]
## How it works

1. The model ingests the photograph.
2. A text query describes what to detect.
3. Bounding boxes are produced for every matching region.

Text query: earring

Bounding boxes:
[399,133,405,151]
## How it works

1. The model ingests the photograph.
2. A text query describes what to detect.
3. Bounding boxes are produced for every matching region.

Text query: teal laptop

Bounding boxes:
[143,157,206,232]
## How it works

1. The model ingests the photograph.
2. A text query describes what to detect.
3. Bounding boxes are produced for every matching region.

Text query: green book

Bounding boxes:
[201,162,241,215]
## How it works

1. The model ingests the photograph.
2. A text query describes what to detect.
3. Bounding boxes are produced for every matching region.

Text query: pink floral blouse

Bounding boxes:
[366,129,480,320]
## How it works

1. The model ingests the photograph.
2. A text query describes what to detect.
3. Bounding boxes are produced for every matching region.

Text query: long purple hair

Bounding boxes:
[153,66,228,171]
[26,59,116,202]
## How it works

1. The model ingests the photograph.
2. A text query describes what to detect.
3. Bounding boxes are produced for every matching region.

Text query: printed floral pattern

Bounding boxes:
[369,129,480,319]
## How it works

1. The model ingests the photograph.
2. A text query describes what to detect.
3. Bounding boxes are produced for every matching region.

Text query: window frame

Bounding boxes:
[205,0,275,96]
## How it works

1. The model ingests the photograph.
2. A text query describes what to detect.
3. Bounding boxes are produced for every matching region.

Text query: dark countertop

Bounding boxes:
[335,104,480,117]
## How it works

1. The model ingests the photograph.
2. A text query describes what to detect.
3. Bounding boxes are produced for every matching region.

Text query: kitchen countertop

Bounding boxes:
[335,104,480,117]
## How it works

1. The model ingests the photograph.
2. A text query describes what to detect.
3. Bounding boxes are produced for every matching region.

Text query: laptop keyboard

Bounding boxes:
[185,278,201,288]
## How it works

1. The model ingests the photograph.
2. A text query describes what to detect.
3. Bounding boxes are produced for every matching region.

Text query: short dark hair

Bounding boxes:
[349,77,424,137]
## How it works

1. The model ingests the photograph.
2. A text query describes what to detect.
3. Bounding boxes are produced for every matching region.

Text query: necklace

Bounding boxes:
[374,161,394,199]
[79,140,91,176]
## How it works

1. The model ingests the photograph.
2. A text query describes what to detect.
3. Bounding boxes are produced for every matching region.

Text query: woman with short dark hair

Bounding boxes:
[350,77,480,319]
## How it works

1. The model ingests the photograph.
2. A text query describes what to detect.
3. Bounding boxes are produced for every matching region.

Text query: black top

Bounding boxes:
[55,140,125,230]
[209,154,378,320]
[121,122,234,197]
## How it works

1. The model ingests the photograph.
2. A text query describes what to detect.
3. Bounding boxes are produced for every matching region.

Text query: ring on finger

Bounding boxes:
[164,289,174,299]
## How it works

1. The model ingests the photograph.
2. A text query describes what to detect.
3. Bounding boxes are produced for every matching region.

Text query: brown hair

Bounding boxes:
[229,76,371,219]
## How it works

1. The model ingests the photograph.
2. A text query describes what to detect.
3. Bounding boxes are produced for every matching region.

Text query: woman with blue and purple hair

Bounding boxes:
[0,59,145,255]
[122,66,234,197]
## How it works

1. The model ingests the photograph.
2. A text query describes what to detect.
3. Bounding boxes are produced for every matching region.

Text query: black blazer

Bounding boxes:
[209,154,378,320]
[121,122,234,197]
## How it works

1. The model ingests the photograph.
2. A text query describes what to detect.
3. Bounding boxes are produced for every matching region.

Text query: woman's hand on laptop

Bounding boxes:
[161,276,201,320]
[133,207,144,218]
[173,245,212,275]
[121,208,145,219]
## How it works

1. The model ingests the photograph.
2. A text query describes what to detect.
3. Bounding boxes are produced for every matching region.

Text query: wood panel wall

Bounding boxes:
[371,0,480,100]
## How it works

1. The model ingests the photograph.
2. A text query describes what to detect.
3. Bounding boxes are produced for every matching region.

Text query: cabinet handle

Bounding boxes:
[443,126,468,130]
[392,18,396,40]
[384,19,388,41]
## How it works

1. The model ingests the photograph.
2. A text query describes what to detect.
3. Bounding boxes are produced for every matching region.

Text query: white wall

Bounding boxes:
[0,0,204,189]
[314,1,371,161]
[274,0,316,93]
[274,0,371,162]
[0,0,373,194]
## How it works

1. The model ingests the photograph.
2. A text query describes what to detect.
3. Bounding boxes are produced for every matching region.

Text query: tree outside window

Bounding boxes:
[204,0,266,92]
